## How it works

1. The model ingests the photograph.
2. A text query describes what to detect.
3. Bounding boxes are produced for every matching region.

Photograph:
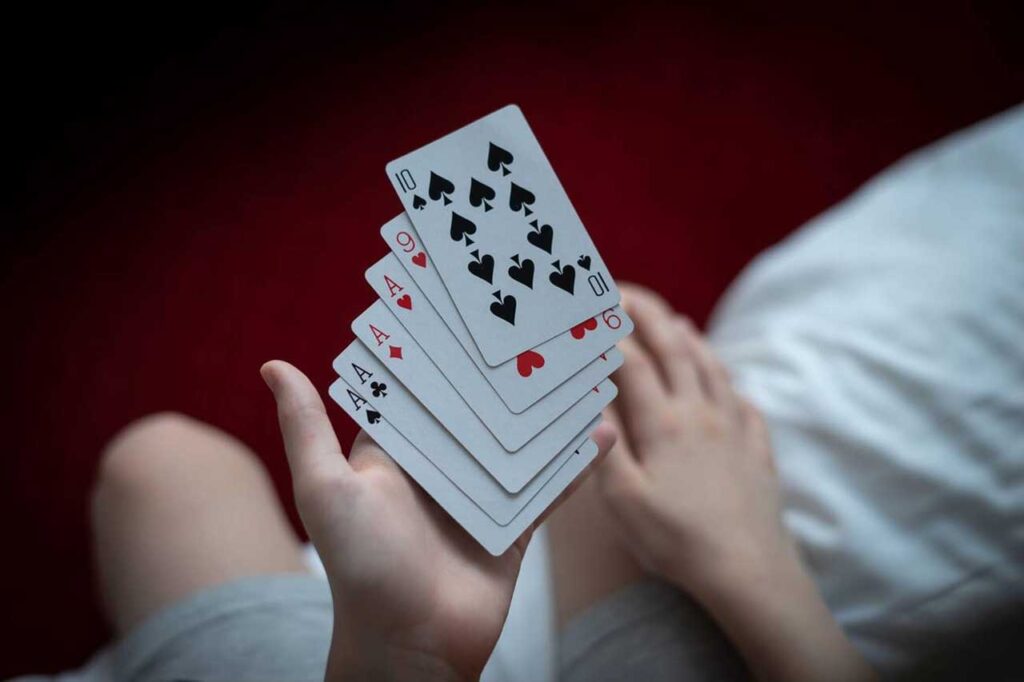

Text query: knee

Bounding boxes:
[93,411,270,512]
[94,412,207,501]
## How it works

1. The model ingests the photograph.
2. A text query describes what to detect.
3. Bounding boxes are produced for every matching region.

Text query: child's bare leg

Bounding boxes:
[91,412,307,633]
[548,434,648,628]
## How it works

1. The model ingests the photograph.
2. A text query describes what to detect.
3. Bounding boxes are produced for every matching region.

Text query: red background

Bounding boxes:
[3,2,1022,675]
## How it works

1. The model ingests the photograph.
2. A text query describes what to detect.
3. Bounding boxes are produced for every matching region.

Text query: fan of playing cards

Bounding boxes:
[328,105,634,555]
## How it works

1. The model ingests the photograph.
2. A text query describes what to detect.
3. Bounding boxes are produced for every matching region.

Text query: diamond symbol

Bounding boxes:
[389,345,403,359]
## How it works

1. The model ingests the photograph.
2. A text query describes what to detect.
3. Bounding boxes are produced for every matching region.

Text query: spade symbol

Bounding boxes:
[468,178,496,212]
[508,254,535,288]
[449,212,477,243]
[428,172,455,205]
[366,410,382,425]
[468,251,495,283]
[526,223,554,253]
[509,182,536,213]
[549,260,577,294]
[412,195,426,210]
[489,290,517,325]
[487,142,514,176]
[577,254,592,270]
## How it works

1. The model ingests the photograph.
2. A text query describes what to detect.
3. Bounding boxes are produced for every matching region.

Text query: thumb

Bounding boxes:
[261,360,351,486]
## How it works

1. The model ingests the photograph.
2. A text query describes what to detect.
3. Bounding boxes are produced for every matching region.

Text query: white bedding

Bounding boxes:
[708,104,1024,672]
[489,104,1024,680]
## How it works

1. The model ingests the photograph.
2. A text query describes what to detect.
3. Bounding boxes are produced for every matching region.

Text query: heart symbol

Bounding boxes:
[411,252,427,268]
[516,350,545,377]
[397,294,412,310]
[570,317,598,339]
[526,224,554,253]
[489,293,517,325]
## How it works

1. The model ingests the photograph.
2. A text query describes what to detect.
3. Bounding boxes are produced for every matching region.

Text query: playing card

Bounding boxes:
[350,300,617,492]
[380,214,633,412]
[328,377,601,555]
[353,282,621,449]
[366,252,625,429]
[333,339,592,524]
[386,105,620,365]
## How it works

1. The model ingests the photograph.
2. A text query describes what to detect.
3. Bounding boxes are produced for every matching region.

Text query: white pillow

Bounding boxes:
[709,104,1024,673]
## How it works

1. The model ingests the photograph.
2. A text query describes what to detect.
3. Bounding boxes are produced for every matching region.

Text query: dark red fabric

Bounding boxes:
[2,3,1021,675]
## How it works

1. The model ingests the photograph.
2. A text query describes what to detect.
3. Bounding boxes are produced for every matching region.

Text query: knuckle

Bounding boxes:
[709,356,731,383]
[284,400,328,424]
[655,402,686,438]
[617,281,643,298]
[620,341,655,375]
[694,403,727,436]
[631,284,670,309]
[661,324,691,360]
[293,468,349,506]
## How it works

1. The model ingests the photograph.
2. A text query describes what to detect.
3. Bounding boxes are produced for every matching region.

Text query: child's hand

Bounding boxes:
[596,285,791,595]
[261,360,615,682]
[595,286,877,681]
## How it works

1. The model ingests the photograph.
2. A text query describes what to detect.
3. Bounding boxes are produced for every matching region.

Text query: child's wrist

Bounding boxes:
[327,627,467,682]
[675,533,806,610]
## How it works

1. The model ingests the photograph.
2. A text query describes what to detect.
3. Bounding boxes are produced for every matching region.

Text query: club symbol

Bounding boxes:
[370,381,388,398]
